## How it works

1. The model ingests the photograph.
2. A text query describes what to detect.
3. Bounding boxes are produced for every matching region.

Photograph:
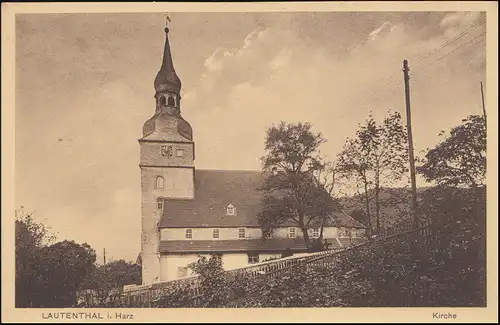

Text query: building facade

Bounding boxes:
[139,24,366,285]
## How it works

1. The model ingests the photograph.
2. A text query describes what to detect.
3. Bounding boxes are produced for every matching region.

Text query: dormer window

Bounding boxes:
[225,204,236,216]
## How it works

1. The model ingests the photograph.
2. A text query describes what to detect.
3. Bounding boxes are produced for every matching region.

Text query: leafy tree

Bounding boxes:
[15,209,54,307]
[417,115,486,188]
[337,112,408,234]
[337,136,375,233]
[258,122,336,249]
[80,259,141,306]
[37,240,96,307]
[15,208,96,307]
[188,254,229,307]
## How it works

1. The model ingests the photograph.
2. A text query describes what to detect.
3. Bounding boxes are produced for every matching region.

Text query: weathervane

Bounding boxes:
[165,12,171,28]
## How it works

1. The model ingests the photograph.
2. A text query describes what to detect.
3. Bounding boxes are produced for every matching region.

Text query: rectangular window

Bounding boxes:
[156,199,163,211]
[185,229,193,239]
[238,228,246,239]
[176,149,184,157]
[247,253,259,264]
[312,228,319,238]
[178,267,188,278]
[213,228,220,239]
[289,227,296,239]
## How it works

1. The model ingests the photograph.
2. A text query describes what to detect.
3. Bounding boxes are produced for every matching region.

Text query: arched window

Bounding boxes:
[156,176,164,189]
[168,95,175,107]
[159,96,166,106]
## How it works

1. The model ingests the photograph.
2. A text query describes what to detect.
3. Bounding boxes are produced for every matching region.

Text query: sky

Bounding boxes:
[15,11,487,263]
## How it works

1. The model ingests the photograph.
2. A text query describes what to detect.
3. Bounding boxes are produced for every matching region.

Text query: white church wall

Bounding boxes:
[271,226,339,239]
[159,226,357,241]
[160,251,283,282]
[160,227,262,241]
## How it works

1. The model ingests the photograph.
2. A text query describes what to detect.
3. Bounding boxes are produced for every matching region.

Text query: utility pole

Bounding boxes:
[103,248,106,265]
[403,59,419,229]
[480,81,487,124]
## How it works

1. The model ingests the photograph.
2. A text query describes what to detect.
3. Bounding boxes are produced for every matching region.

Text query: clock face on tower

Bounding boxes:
[161,145,173,157]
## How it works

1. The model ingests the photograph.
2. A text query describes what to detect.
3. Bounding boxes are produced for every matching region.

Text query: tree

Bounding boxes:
[37,240,96,307]
[188,254,229,307]
[15,208,96,307]
[258,122,336,249]
[80,259,142,306]
[337,112,408,234]
[417,115,486,188]
[15,209,54,307]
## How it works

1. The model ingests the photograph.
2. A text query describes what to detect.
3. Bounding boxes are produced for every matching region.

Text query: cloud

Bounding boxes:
[269,47,292,70]
[440,12,483,37]
[368,21,397,41]
[204,48,224,72]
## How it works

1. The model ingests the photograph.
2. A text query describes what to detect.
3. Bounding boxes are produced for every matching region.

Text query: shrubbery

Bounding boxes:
[150,185,485,308]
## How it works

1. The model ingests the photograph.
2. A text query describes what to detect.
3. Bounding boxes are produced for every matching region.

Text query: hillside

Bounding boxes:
[338,187,430,229]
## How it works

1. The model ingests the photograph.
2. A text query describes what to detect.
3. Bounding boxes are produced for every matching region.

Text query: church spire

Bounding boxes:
[142,17,192,141]
[154,15,181,97]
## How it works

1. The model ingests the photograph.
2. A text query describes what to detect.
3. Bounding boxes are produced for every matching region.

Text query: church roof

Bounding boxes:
[158,169,367,229]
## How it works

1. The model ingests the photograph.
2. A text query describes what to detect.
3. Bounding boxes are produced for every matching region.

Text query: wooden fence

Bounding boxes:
[78,220,436,307]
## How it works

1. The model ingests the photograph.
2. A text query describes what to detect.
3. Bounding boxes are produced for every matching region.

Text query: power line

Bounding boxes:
[412,31,486,75]
[347,19,486,112]
[412,19,486,66]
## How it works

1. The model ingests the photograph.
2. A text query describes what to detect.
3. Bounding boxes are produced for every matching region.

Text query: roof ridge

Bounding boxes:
[340,209,367,228]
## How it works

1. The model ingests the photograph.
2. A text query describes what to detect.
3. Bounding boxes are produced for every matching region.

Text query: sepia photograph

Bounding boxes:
[2,1,498,323]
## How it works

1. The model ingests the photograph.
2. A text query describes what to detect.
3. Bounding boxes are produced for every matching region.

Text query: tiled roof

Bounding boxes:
[159,170,264,228]
[159,169,366,229]
[159,237,343,253]
[332,211,367,229]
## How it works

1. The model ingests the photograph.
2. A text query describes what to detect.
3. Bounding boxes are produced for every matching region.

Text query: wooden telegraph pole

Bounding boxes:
[103,248,107,265]
[480,81,487,124]
[403,59,419,229]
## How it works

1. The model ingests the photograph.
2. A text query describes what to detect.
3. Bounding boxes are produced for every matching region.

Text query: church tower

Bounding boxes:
[139,22,195,285]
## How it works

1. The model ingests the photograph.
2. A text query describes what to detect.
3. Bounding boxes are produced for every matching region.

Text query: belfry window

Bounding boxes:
[156,176,164,189]
[159,96,166,106]
[168,95,175,107]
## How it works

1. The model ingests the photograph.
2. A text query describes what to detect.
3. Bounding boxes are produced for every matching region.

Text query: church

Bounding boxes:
[139,23,367,285]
